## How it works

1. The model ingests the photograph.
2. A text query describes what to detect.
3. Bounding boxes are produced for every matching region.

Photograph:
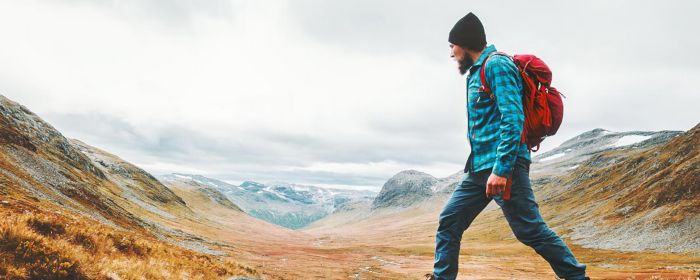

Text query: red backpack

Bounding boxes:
[479,52,564,152]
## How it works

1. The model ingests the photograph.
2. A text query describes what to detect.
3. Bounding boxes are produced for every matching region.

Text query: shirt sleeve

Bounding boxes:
[485,55,525,178]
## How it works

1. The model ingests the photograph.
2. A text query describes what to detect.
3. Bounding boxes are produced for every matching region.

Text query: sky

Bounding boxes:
[0,1,698,191]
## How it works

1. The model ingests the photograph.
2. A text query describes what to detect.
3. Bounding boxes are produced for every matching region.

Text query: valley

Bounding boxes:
[1,94,698,279]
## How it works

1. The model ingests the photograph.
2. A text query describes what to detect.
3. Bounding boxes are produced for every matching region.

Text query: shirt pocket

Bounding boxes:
[467,76,494,109]
[473,92,495,109]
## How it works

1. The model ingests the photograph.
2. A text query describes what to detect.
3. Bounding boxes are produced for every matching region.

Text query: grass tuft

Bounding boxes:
[27,216,66,236]
[68,231,96,252]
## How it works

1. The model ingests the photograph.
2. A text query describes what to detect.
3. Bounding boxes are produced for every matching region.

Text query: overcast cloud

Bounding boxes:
[0,1,698,191]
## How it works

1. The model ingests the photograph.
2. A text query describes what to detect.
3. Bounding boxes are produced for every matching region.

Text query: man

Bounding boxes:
[426,13,589,280]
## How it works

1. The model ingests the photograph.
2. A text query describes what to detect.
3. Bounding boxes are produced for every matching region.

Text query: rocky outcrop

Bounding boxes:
[0,95,105,179]
[70,139,187,207]
[371,170,437,209]
[0,95,131,227]
[0,94,193,230]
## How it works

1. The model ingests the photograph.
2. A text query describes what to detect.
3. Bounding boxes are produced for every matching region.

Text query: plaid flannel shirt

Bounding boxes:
[464,44,531,177]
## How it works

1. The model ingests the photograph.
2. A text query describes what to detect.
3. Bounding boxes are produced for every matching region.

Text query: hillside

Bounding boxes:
[0,95,262,279]
[0,95,134,229]
[544,124,699,253]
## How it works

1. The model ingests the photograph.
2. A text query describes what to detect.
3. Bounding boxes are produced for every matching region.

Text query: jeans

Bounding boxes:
[433,157,587,280]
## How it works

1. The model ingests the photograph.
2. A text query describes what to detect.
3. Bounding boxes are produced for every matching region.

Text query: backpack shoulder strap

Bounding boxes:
[478,51,510,95]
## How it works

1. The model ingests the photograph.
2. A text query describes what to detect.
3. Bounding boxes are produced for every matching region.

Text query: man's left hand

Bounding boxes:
[486,173,508,197]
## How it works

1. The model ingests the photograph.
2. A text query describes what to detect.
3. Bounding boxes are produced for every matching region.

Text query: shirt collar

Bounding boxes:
[469,44,497,73]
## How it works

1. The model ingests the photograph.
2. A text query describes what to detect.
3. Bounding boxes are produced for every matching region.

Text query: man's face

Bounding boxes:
[450,43,473,75]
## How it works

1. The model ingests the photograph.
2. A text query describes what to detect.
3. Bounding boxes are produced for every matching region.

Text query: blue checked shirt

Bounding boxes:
[464,44,531,177]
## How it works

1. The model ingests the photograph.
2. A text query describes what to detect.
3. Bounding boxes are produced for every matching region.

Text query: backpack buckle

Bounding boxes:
[478,85,492,95]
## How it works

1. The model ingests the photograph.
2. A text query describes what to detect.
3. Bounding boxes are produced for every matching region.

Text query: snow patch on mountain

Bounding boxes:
[613,135,652,147]
[539,152,566,162]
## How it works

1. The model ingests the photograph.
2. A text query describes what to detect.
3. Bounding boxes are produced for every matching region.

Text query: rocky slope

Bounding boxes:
[545,124,699,253]
[1,95,136,228]
[69,139,194,221]
[371,170,437,209]
[529,128,682,178]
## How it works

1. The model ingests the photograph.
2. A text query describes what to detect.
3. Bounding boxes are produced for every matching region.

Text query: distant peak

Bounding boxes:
[267,181,293,187]
[371,170,437,209]
[240,180,265,188]
[391,169,434,178]
[171,173,196,179]
[583,128,614,136]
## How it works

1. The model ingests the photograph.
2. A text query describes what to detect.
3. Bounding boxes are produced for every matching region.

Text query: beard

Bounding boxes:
[458,55,474,75]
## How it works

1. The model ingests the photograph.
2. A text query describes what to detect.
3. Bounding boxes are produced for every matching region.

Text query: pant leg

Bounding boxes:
[493,157,587,280]
[433,170,491,280]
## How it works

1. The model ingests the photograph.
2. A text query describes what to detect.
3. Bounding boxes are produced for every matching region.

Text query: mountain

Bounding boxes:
[371,170,437,209]
[1,95,139,228]
[529,128,682,178]
[159,174,377,229]
[0,94,262,279]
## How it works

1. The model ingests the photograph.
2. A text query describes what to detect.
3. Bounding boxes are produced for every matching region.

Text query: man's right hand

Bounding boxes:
[485,173,508,197]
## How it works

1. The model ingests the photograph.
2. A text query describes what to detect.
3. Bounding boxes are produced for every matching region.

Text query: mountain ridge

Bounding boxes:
[159,173,376,229]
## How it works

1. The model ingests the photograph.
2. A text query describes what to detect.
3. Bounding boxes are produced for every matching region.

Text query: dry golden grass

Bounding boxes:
[303,191,700,279]
[0,204,259,280]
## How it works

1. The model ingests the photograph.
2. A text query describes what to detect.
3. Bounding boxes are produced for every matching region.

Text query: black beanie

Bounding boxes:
[448,12,486,51]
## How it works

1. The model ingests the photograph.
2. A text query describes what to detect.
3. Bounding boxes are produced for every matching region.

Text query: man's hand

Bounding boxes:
[486,173,508,198]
